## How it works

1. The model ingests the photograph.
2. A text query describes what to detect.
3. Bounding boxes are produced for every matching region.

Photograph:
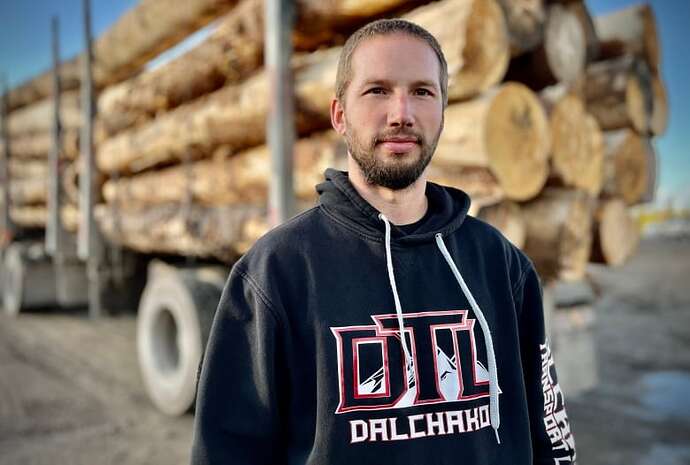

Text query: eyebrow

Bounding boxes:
[359,78,439,90]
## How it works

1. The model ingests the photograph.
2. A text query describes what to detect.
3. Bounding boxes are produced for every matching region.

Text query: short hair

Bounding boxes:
[335,19,449,107]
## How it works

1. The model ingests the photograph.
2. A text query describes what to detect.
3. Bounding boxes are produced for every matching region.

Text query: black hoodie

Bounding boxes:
[191,169,577,465]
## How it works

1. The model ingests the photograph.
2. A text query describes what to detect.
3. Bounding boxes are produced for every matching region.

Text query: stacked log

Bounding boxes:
[2,0,667,277]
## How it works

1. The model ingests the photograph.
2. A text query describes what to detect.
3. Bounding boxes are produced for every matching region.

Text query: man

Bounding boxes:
[191,19,577,465]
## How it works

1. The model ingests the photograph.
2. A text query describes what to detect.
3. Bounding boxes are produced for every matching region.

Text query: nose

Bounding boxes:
[387,93,414,128]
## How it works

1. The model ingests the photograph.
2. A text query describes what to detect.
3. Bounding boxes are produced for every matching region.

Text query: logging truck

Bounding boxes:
[0,0,665,415]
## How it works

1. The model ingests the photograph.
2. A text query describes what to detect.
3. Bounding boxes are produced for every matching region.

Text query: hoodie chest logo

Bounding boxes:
[331,309,496,415]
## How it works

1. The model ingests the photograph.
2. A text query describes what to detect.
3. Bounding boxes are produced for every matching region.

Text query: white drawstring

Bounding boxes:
[378,214,413,380]
[377,214,501,444]
[435,233,501,444]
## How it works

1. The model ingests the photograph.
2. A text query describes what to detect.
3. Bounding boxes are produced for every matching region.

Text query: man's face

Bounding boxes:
[331,34,444,190]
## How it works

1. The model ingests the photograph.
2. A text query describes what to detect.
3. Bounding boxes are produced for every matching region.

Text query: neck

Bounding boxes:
[347,155,428,225]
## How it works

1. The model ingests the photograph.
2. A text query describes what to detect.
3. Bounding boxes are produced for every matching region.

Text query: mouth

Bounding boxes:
[376,136,420,154]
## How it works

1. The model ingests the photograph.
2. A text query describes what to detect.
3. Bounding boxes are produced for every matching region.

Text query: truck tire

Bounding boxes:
[137,264,223,416]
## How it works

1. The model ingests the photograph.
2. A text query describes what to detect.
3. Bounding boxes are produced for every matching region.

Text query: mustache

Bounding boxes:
[373,129,423,145]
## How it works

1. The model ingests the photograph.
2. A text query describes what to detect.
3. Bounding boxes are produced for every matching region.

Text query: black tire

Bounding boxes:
[137,265,222,416]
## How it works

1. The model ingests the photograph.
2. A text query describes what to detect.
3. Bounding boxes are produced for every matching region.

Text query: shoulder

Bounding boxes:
[232,205,327,285]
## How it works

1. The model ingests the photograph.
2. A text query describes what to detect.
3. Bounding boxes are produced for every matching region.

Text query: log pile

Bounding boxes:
[1,0,667,280]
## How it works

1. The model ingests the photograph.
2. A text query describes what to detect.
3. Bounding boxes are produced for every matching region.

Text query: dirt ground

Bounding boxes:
[1,236,689,465]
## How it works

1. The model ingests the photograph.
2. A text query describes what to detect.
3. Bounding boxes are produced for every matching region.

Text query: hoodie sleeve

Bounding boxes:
[190,265,286,465]
[514,260,577,465]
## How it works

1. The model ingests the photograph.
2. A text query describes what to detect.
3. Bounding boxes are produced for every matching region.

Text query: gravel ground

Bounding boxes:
[0,236,689,464]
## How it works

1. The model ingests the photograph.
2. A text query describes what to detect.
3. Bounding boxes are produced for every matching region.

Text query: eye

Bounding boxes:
[414,88,434,97]
[364,87,387,95]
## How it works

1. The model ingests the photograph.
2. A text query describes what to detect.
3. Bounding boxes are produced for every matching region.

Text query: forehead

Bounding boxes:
[348,33,441,87]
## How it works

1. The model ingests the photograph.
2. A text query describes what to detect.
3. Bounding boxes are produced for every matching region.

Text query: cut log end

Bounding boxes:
[485,83,550,201]
[591,198,640,266]
[477,201,526,249]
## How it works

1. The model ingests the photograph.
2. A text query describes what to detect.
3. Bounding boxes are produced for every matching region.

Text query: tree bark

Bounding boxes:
[95,0,428,138]
[97,0,514,175]
[96,46,337,175]
[601,129,654,205]
[7,92,81,137]
[584,56,653,134]
[433,83,550,201]
[477,201,526,248]
[102,131,345,207]
[504,3,586,90]
[96,0,265,142]
[521,187,593,282]
[5,129,79,160]
[6,0,240,112]
[9,179,47,206]
[593,3,660,72]
[94,202,268,262]
[8,160,48,179]
[590,198,639,266]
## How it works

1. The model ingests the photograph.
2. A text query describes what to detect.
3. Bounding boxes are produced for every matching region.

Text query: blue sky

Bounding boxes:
[1,0,688,207]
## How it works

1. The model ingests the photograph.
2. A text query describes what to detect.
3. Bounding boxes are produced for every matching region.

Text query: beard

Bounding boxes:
[345,118,442,191]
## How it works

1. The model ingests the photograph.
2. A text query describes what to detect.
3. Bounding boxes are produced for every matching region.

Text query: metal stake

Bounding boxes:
[265,0,295,226]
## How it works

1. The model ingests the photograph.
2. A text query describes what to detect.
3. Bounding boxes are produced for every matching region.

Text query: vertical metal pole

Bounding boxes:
[265,0,295,226]
[46,17,64,261]
[79,0,102,317]
[0,76,12,246]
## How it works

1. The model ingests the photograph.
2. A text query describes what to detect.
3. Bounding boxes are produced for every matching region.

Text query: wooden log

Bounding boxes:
[433,83,550,201]
[96,0,265,141]
[8,160,48,179]
[98,0,512,174]
[427,164,504,214]
[566,0,599,62]
[541,86,604,196]
[406,0,510,101]
[584,56,652,134]
[477,201,526,248]
[521,187,593,282]
[590,198,639,266]
[594,4,660,72]
[601,129,653,205]
[94,202,268,261]
[96,47,336,175]
[650,73,668,136]
[495,0,546,56]
[9,205,47,228]
[504,3,586,90]
[102,131,344,207]
[96,0,428,139]
[6,129,79,160]
[6,0,239,112]
[9,179,47,206]
[7,204,78,231]
[7,91,81,137]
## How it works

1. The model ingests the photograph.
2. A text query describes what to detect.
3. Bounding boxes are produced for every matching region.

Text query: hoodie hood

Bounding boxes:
[316,168,471,244]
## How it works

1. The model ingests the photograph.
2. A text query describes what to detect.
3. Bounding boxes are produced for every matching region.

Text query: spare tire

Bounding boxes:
[137,263,223,416]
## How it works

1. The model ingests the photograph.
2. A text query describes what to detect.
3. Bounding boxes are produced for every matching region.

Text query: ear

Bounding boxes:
[330,97,347,135]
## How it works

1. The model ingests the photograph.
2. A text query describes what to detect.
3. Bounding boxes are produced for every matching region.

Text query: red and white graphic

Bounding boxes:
[331,310,501,414]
